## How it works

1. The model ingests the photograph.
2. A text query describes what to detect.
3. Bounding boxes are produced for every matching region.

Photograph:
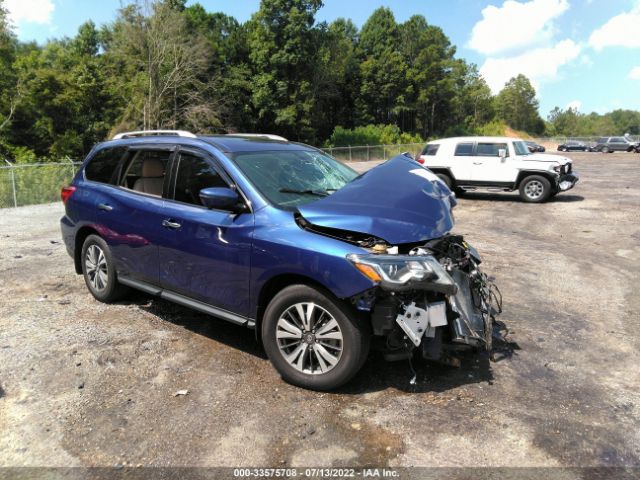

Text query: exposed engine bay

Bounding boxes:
[345,234,503,367]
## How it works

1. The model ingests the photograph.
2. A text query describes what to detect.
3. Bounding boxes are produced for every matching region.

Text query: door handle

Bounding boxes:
[473,162,483,165]
[162,220,182,230]
[98,203,113,212]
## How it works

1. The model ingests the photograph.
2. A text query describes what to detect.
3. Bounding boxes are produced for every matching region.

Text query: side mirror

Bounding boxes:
[498,148,507,159]
[199,187,245,212]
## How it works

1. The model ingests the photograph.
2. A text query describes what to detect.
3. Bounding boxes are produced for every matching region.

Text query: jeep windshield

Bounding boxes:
[232,150,359,209]
[513,140,532,156]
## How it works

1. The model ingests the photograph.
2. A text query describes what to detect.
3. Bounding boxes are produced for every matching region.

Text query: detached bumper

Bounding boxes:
[558,172,579,192]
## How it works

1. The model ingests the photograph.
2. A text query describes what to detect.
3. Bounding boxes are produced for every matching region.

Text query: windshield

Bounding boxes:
[513,141,531,156]
[232,149,359,209]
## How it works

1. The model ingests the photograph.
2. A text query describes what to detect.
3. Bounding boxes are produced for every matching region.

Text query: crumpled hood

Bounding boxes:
[524,153,572,165]
[297,155,455,245]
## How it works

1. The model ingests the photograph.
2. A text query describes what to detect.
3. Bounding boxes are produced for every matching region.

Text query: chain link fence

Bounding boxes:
[0,160,82,209]
[321,143,424,163]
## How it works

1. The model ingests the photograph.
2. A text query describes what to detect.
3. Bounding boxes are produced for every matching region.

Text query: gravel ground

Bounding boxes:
[0,152,639,469]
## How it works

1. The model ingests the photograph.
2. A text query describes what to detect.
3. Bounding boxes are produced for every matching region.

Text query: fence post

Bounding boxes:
[367,145,370,161]
[383,145,387,160]
[4,159,17,208]
[349,145,352,162]
[66,156,76,177]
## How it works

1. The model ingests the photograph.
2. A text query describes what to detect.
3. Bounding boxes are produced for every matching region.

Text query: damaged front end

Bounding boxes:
[347,235,502,366]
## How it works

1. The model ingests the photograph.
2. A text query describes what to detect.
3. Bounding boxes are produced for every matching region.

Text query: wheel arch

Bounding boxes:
[254,273,346,343]
[74,226,101,274]
[515,170,557,188]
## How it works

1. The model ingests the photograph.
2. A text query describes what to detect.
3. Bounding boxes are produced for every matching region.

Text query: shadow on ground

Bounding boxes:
[117,292,521,395]
[460,193,585,203]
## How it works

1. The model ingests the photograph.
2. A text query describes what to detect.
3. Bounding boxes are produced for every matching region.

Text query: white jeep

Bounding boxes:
[417,136,579,203]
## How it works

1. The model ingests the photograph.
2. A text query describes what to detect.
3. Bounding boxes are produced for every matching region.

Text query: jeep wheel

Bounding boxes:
[81,234,128,303]
[262,285,370,391]
[601,146,610,153]
[519,175,551,203]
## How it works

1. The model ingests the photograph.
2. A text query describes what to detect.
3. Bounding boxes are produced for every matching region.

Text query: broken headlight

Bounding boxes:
[347,253,453,287]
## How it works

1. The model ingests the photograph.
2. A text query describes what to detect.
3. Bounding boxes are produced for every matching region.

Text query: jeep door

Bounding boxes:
[469,142,514,183]
[157,148,254,317]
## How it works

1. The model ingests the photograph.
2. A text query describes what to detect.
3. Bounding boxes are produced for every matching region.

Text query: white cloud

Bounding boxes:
[565,100,582,111]
[469,0,570,55]
[4,0,55,26]
[588,6,640,50]
[480,39,581,93]
[629,66,640,80]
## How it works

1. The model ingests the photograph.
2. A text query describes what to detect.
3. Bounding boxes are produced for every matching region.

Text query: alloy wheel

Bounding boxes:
[524,180,544,200]
[85,244,108,292]
[276,302,344,375]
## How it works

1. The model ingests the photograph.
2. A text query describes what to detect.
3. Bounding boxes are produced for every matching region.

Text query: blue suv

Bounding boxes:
[61,131,501,390]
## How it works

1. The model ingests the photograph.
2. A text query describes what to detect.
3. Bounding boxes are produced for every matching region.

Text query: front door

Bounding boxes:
[470,141,514,183]
[157,149,254,317]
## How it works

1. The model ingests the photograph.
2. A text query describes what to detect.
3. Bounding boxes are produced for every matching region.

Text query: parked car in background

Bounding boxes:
[416,136,579,203]
[60,130,501,391]
[525,141,545,153]
[557,140,590,152]
[593,136,640,153]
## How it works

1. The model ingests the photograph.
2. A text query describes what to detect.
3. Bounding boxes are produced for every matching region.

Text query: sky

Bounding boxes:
[4,0,640,117]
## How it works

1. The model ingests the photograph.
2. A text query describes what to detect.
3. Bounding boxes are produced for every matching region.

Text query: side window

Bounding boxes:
[84,147,126,184]
[477,143,509,157]
[611,137,624,143]
[454,143,474,156]
[173,153,228,207]
[119,149,171,197]
[422,144,440,156]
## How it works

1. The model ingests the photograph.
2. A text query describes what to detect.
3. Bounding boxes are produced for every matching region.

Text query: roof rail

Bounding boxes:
[113,130,197,140]
[226,133,288,142]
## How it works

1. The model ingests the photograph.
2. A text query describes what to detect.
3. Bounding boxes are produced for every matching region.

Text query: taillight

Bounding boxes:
[61,186,76,204]
[417,157,425,165]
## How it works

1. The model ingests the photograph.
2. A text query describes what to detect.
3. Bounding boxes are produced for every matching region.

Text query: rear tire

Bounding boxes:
[519,175,551,203]
[262,284,370,391]
[81,235,129,303]
[436,173,453,190]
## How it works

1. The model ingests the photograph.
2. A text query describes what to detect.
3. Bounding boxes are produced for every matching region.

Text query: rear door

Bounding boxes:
[470,141,513,183]
[87,146,174,285]
[157,148,254,317]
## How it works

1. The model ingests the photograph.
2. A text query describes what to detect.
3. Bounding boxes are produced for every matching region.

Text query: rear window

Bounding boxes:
[454,143,474,156]
[421,144,440,156]
[84,147,127,184]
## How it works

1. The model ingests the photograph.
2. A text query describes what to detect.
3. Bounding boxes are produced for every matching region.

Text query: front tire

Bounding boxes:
[81,234,128,303]
[519,175,551,203]
[262,285,370,391]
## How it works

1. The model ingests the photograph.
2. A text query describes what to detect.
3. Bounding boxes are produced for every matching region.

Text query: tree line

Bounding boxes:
[0,0,638,161]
